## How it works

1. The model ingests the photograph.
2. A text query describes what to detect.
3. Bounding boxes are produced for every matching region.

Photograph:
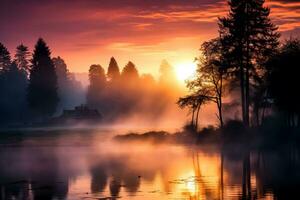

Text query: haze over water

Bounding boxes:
[0,129,298,200]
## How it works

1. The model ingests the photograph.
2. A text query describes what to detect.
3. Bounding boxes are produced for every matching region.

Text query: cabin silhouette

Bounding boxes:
[61,104,101,120]
[49,105,102,125]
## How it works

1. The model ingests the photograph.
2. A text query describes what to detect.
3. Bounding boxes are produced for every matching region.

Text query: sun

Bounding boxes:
[175,61,197,83]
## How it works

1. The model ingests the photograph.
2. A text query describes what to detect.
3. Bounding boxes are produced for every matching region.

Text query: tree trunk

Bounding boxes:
[191,107,195,126]
[218,99,224,128]
[245,66,250,127]
[240,65,246,126]
[218,77,224,128]
[244,1,250,128]
[195,104,201,131]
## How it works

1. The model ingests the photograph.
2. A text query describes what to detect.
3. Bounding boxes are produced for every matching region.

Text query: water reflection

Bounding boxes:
[0,130,299,200]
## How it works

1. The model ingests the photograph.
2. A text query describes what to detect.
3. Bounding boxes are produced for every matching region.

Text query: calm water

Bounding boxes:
[0,129,299,200]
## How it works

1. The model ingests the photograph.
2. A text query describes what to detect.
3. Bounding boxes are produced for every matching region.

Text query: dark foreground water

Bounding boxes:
[0,129,299,200]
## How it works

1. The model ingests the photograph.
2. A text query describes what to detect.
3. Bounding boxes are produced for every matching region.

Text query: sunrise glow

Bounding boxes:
[0,0,299,199]
[175,61,197,83]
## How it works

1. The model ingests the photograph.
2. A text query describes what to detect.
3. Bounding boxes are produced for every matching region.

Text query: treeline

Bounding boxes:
[86,59,181,121]
[0,38,84,125]
[179,0,300,129]
[0,38,182,125]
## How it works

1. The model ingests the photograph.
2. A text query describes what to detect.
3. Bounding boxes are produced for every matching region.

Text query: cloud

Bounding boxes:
[267,1,300,32]
[0,0,299,73]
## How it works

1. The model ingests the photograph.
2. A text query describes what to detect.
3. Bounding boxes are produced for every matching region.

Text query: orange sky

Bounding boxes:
[1,0,300,77]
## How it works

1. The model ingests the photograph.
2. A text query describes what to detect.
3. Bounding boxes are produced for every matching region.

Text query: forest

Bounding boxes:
[0,39,183,126]
[0,0,299,135]
[178,0,300,133]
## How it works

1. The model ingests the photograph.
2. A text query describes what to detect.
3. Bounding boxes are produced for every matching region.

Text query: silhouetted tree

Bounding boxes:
[53,56,85,111]
[14,44,31,76]
[0,42,11,72]
[179,39,227,128]
[267,38,300,127]
[87,64,106,108]
[219,0,280,126]
[122,61,139,80]
[196,38,227,127]
[53,56,68,82]
[0,62,27,124]
[178,94,209,130]
[27,38,59,118]
[107,57,120,81]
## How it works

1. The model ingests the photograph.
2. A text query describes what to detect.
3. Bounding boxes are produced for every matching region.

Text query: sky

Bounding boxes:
[1,0,300,77]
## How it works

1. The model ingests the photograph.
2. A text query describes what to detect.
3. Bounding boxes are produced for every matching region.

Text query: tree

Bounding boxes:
[178,93,210,131]
[159,59,177,85]
[87,64,106,107]
[219,0,280,126]
[0,42,11,72]
[122,61,139,80]
[53,56,84,110]
[27,38,59,118]
[196,38,227,127]
[267,38,300,127]
[107,57,120,81]
[179,39,227,128]
[53,56,68,83]
[0,62,27,124]
[14,44,31,76]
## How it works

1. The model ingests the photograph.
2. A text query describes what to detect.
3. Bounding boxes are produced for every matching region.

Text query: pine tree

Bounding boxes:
[107,57,120,81]
[122,61,139,80]
[14,44,31,76]
[53,56,69,85]
[0,61,28,123]
[219,0,280,126]
[0,42,11,72]
[159,59,176,85]
[27,38,59,118]
[87,64,106,107]
[53,56,85,111]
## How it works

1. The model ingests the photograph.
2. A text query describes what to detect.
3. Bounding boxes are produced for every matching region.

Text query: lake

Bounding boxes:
[0,129,299,200]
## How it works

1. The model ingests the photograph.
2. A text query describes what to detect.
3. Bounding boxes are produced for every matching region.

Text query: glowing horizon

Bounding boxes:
[1,0,300,78]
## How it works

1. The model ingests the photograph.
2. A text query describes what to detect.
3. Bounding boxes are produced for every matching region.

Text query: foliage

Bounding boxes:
[219,0,280,126]
[14,44,31,76]
[87,64,106,108]
[0,42,11,72]
[53,56,84,111]
[266,38,300,127]
[178,38,226,128]
[0,62,28,123]
[122,61,139,80]
[28,38,59,118]
[107,57,120,81]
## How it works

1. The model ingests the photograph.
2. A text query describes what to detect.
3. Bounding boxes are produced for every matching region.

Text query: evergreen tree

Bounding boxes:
[159,59,177,85]
[53,56,68,86]
[267,39,300,127]
[14,44,31,76]
[219,0,279,126]
[107,57,120,81]
[87,64,106,107]
[27,38,59,118]
[53,56,85,111]
[0,62,27,123]
[0,42,11,72]
[122,61,139,80]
